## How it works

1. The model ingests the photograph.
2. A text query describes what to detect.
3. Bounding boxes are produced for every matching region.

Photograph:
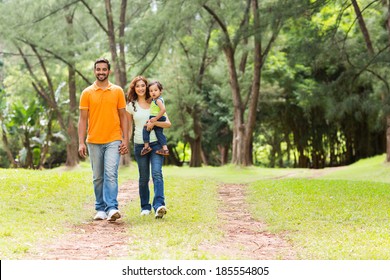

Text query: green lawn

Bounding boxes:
[0,155,389,259]
[248,178,390,259]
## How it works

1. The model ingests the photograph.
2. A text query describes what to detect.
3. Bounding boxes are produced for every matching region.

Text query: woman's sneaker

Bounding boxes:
[107,209,121,221]
[155,206,167,219]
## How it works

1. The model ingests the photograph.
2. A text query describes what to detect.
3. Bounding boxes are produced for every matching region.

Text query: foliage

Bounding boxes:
[0,0,389,168]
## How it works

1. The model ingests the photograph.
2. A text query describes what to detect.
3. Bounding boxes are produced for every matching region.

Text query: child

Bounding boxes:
[141,81,170,156]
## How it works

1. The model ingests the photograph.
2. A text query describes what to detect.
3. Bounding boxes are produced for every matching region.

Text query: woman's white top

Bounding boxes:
[126,101,157,144]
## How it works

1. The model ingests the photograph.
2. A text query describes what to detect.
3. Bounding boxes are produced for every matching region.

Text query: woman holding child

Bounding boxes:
[126,76,170,219]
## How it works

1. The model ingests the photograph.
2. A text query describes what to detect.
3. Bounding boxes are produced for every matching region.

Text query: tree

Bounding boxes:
[202,0,283,165]
[0,89,17,167]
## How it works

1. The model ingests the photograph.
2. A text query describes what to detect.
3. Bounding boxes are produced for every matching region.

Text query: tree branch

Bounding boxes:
[80,0,109,34]
[202,4,233,50]
[16,38,91,84]
[139,35,165,75]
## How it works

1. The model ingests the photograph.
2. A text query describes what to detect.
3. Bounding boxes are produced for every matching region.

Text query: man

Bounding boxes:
[78,58,128,222]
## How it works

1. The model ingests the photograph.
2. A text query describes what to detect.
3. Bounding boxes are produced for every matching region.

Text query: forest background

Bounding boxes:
[1,0,390,170]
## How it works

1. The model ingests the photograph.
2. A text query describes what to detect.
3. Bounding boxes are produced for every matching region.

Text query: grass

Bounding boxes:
[248,178,390,259]
[122,176,221,259]
[0,155,389,259]
[0,166,92,258]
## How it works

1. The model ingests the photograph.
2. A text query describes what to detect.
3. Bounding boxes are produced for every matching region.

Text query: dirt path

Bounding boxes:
[199,184,296,259]
[25,180,298,260]
[26,181,138,260]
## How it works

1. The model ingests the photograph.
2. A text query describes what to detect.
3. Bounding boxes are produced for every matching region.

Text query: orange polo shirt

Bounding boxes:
[79,82,126,144]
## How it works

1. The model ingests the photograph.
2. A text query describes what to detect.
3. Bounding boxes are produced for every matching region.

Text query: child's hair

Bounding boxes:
[148,81,163,91]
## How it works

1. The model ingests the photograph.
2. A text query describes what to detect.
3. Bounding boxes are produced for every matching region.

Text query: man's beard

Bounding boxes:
[96,74,108,81]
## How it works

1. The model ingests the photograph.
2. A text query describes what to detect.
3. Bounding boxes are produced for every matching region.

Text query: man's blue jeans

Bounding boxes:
[134,142,165,212]
[87,140,121,213]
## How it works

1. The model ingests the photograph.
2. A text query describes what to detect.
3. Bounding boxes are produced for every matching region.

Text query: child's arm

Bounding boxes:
[150,98,166,123]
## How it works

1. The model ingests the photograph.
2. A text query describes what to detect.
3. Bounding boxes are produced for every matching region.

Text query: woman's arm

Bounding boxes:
[126,111,134,142]
[147,114,171,130]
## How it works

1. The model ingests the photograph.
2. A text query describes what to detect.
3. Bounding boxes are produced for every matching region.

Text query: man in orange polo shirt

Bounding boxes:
[78,58,128,222]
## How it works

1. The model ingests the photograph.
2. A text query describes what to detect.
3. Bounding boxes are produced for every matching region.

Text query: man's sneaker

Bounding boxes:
[155,206,167,219]
[94,211,107,220]
[107,209,121,221]
[140,209,151,216]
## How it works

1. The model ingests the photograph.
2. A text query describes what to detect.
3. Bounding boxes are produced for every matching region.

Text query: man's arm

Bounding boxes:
[78,109,88,158]
[118,108,129,155]
[126,111,133,141]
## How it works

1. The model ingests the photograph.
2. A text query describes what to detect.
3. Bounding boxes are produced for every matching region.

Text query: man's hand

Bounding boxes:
[119,142,128,155]
[78,143,88,158]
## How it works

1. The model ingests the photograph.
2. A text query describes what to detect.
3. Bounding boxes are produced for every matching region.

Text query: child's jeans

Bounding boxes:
[142,116,167,146]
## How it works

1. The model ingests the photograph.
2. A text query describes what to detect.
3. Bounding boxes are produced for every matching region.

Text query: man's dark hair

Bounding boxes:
[94,58,111,70]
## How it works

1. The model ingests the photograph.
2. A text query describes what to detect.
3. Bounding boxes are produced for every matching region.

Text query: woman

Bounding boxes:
[126,76,171,218]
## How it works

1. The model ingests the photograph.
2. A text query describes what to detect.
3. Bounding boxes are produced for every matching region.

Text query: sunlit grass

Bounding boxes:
[1,154,390,259]
[162,164,309,184]
[248,173,390,259]
[122,177,221,259]
[321,155,390,183]
[0,168,93,258]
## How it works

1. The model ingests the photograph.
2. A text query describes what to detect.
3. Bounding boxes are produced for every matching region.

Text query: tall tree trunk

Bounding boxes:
[65,9,79,167]
[104,0,127,88]
[217,144,229,165]
[105,0,120,86]
[386,1,390,162]
[1,125,17,167]
[38,117,52,169]
[351,0,374,55]
[118,0,128,88]
[204,1,279,166]
[23,130,33,169]
[189,112,202,167]
[104,0,130,166]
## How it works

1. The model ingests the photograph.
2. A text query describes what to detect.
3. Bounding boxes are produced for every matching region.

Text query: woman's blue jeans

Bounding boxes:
[87,140,121,213]
[134,142,165,212]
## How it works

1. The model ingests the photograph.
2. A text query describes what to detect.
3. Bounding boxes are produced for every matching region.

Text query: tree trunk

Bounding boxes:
[105,0,130,166]
[225,46,245,165]
[351,0,374,55]
[1,125,17,167]
[189,112,203,167]
[204,1,275,166]
[217,144,229,165]
[23,130,33,169]
[386,116,390,162]
[65,10,79,167]
[386,1,390,162]
[38,117,52,169]
[104,0,127,89]
[118,0,128,88]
